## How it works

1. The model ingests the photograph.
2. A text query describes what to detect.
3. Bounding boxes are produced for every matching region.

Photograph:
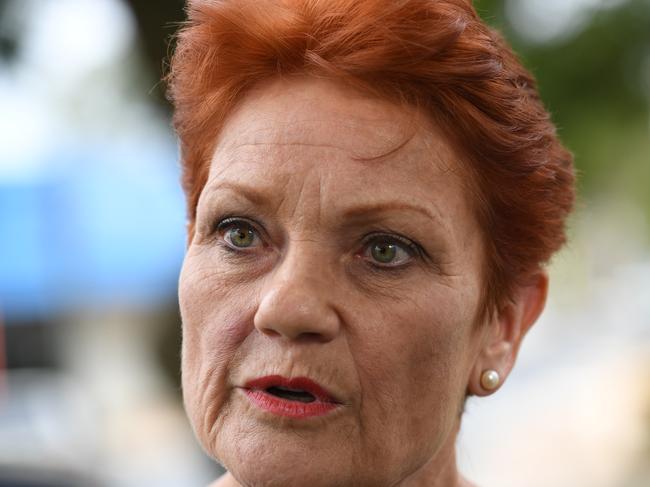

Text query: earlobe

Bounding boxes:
[468,271,549,397]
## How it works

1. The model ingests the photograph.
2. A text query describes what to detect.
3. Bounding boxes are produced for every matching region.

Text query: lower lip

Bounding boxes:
[243,389,339,418]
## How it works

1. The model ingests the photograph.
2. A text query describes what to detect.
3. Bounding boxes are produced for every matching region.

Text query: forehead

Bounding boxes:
[203,77,474,233]
[216,78,428,159]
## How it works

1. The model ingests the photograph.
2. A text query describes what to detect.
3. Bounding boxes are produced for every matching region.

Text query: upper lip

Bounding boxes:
[244,375,342,404]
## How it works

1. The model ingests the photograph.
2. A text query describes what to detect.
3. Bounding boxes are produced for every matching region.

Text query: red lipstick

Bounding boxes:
[243,375,341,418]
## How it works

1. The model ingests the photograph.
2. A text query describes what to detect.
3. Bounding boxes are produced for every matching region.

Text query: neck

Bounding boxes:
[397,423,465,487]
[211,471,470,487]
[212,462,471,487]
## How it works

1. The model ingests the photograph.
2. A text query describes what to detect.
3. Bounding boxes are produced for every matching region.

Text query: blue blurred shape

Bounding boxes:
[0,140,186,321]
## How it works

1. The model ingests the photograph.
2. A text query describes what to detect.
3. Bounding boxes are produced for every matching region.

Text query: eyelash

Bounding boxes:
[213,216,426,269]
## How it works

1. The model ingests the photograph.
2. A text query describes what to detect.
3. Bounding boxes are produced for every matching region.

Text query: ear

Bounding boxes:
[467,271,548,396]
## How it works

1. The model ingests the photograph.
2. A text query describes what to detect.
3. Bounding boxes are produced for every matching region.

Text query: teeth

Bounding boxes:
[266,386,316,403]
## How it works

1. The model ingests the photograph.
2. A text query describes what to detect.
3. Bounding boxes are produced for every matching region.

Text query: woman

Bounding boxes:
[167,0,575,485]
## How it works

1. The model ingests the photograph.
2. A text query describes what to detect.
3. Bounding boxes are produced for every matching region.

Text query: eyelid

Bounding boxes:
[216,216,259,231]
[362,232,421,253]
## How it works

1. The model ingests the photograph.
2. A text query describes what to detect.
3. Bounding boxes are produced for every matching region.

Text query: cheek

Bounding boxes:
[353,283,476,457]
[178,251,255,449]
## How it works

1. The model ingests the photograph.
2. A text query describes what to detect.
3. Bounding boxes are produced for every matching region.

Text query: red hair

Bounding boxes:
[167,0,575,317]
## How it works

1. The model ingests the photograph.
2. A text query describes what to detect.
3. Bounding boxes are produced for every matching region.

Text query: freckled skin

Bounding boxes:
[179,77,490,487]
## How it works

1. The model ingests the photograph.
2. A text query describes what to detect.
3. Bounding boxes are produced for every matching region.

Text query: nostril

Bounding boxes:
[260,328,281,338]
[302,332,320,338]
[258,327,329,342]
[296,331,329,343]
[253,287,341,341]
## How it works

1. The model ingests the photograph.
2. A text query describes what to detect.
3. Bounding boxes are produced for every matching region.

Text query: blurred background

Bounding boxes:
[0,0,648,486]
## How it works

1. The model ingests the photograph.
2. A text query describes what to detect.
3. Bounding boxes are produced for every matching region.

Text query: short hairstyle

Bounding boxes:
[167,0,576,318]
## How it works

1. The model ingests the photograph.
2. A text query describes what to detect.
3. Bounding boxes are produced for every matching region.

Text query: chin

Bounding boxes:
[214,426,415,487]
[228,463,350,487]
[221,441,351,487]
[211,416,369,487]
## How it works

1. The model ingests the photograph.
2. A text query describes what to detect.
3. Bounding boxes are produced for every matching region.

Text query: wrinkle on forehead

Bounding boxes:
[198,77,476,250]
[208,114,456,190]
[213,76,436,162]
[217,118,419,162]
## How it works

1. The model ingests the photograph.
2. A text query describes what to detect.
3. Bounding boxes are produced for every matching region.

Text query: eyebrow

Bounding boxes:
[207,181,274,208]
[204,181,444,227]
[340,200,444,226]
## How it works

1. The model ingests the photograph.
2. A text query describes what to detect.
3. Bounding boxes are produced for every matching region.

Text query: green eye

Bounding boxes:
[371,242,397,263]
[365,236,414,267]
[227,226,255,247]
[219,220,260,249]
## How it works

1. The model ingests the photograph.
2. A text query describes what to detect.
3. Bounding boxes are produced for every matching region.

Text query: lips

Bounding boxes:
[243,375,341,418]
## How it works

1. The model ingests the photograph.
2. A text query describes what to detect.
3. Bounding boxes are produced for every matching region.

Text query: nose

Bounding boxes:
[254,245,341,343]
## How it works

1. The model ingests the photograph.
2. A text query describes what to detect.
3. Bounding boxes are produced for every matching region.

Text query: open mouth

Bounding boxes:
[242,375,341,418]
[245,375,339,403]
[265,386,316,403]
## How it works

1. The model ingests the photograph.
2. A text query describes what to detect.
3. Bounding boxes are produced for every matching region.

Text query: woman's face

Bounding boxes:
[179,78,487,487]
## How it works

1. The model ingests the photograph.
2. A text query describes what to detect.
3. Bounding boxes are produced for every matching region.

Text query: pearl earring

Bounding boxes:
[480,369,500,391]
